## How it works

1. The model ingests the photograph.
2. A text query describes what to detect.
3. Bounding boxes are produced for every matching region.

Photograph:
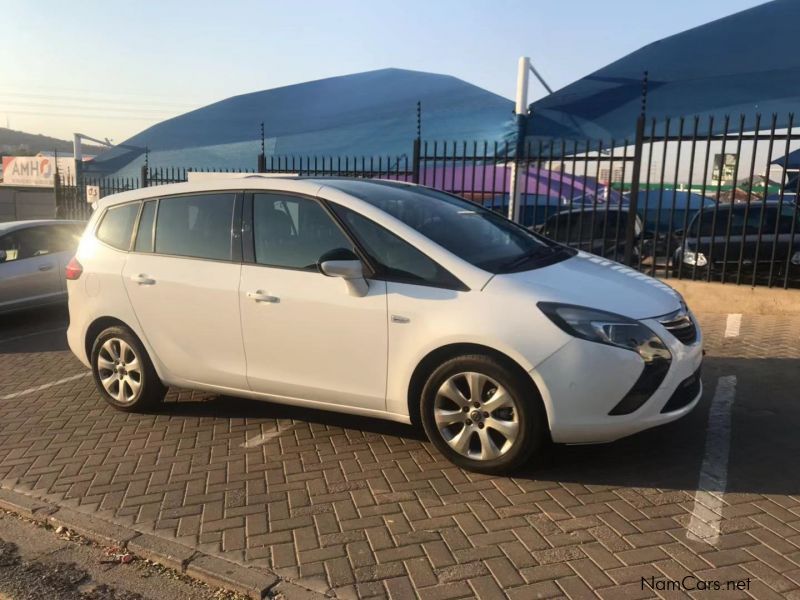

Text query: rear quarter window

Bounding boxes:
[96,203,140,250]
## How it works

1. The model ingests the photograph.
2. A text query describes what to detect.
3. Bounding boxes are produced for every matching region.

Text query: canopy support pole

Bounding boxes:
[508,57,531,222]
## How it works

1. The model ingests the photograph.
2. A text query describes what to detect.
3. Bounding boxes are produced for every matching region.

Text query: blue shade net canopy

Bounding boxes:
[86,69,514,177]
[527,0,800,143]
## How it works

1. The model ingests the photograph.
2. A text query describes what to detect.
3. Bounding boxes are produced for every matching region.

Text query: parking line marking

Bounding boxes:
[724,313,742,338]
[0,327,66,345]
[686,375,737,545]
[0,372,91,401]
[241,425,294,448]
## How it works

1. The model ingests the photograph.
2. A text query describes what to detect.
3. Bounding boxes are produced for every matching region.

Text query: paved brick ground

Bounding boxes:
[0,306,799,599]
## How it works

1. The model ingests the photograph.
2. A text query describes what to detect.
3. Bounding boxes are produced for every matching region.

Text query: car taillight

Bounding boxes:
[65,257,83,280]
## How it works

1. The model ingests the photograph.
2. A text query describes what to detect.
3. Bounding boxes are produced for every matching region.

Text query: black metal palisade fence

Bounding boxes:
[57,113,800,289]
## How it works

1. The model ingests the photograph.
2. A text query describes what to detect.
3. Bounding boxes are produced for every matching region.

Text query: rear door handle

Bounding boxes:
[38,264,54,272]
[246,290,279,303]
[131,274,156,285]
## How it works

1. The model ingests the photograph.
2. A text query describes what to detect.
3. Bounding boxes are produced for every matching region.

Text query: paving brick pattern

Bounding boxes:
[0,312,799,599]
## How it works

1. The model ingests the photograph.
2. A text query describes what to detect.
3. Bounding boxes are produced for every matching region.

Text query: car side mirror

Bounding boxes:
[318,248,368,297]
[0,250,6,263]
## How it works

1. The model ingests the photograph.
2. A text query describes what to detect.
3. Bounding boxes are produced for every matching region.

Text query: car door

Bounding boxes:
[326,203,468,417]
[238,192,387,410]
[0,225,64,311]
[122,194,248,390]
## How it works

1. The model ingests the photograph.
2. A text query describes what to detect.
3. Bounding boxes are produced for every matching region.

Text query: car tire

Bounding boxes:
[90,325,166,412]
[420,354,547,474]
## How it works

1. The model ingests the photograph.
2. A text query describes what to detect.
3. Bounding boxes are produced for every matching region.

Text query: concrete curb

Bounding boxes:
[663,278,800,314]
[0,485,322,600]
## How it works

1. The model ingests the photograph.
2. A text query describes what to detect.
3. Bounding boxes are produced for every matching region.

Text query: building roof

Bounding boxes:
[528,0,800,141]
[87,69,513,176]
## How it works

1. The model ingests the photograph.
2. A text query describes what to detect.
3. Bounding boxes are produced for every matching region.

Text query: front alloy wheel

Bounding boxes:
[434,372,519,461]
[421,354,546,474]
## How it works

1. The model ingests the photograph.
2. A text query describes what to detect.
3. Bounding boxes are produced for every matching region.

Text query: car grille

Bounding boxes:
[661,367,702,413]
[660,310,697,345]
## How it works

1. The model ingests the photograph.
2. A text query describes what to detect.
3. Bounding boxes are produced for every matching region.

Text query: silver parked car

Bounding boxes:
[0,220,86,314]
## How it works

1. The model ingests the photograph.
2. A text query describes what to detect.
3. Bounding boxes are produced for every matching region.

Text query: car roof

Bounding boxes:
[547,205,631,217]
[95,175,420,210]
[690,201,791,214]
[0,219,86,235]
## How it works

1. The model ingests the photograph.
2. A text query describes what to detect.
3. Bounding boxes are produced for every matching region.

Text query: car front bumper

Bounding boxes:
[529,314,704,444]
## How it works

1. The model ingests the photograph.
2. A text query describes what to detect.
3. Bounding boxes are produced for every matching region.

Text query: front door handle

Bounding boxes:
[131,274,156,285]
[246,290,279,303]
[38,264,54,272]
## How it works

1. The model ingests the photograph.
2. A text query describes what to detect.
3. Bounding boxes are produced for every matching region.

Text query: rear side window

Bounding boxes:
[155,194,234,261]
[96,203,140,250]
[331,204,463,289]
[134,200,157,252]
[778,205,800,233]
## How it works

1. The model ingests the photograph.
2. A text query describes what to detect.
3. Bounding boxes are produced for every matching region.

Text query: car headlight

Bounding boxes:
[682,251,707,267]
[791,251,800,266]
[538,302,671,363]
[538,302,673,416]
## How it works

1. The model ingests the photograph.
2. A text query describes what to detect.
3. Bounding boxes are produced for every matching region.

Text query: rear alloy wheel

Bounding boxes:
[91,326,166,411]
[420,355,545,474]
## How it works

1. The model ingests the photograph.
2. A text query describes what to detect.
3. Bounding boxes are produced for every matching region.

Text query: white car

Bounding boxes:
[66,177,703,474]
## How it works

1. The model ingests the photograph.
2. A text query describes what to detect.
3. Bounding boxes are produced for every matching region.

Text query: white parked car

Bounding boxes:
[66,177,703,474]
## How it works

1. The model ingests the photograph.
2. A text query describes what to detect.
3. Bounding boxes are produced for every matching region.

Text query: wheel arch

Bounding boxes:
[406,342,545,429]
[84,316,154,372]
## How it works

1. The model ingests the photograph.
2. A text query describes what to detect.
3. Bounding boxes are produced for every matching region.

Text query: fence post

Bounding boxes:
[623,113,646,266]
[53,170,61,219]
[257,122,267,172]
[140,164,148,188]
[508,126,529,223]
[411,138,421,183]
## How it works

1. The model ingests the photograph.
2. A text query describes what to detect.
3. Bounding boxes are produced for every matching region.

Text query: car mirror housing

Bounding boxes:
[318,248,368,297]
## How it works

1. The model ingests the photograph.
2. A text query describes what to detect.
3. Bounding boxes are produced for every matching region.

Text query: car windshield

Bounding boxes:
[325,181,558,273]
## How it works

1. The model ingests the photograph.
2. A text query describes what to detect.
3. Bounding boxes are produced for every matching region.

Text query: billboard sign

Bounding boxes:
[1,156,75,187]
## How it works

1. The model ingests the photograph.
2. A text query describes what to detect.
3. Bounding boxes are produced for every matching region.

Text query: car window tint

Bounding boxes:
[134,200,157,253]
[253,193,353,270]
[565,213,587,243]
[778,205,800,233]
[1,226,64,260]
[331,204,461,288]
[541,214,564,240]
[694,210,734,237]
[155,194,234,260]
[97,203,140,250]
[0,232,21,262]
[50,224,83,252]
[602,211,627,238]
[325,181,552,273]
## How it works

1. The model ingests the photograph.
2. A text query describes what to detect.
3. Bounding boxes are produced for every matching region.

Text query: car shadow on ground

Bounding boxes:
[511,356,800,497]
[0,306,69,355]
[154,355,799,497]
[159,393,428,441]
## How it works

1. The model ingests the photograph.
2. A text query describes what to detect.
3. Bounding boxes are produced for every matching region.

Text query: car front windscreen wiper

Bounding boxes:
[496,245,557,273]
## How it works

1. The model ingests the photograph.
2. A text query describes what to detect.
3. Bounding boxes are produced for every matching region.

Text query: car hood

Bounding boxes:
[487,251,682,320]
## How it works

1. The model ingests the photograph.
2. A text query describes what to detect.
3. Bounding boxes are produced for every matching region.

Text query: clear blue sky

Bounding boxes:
[0,0,766,143]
